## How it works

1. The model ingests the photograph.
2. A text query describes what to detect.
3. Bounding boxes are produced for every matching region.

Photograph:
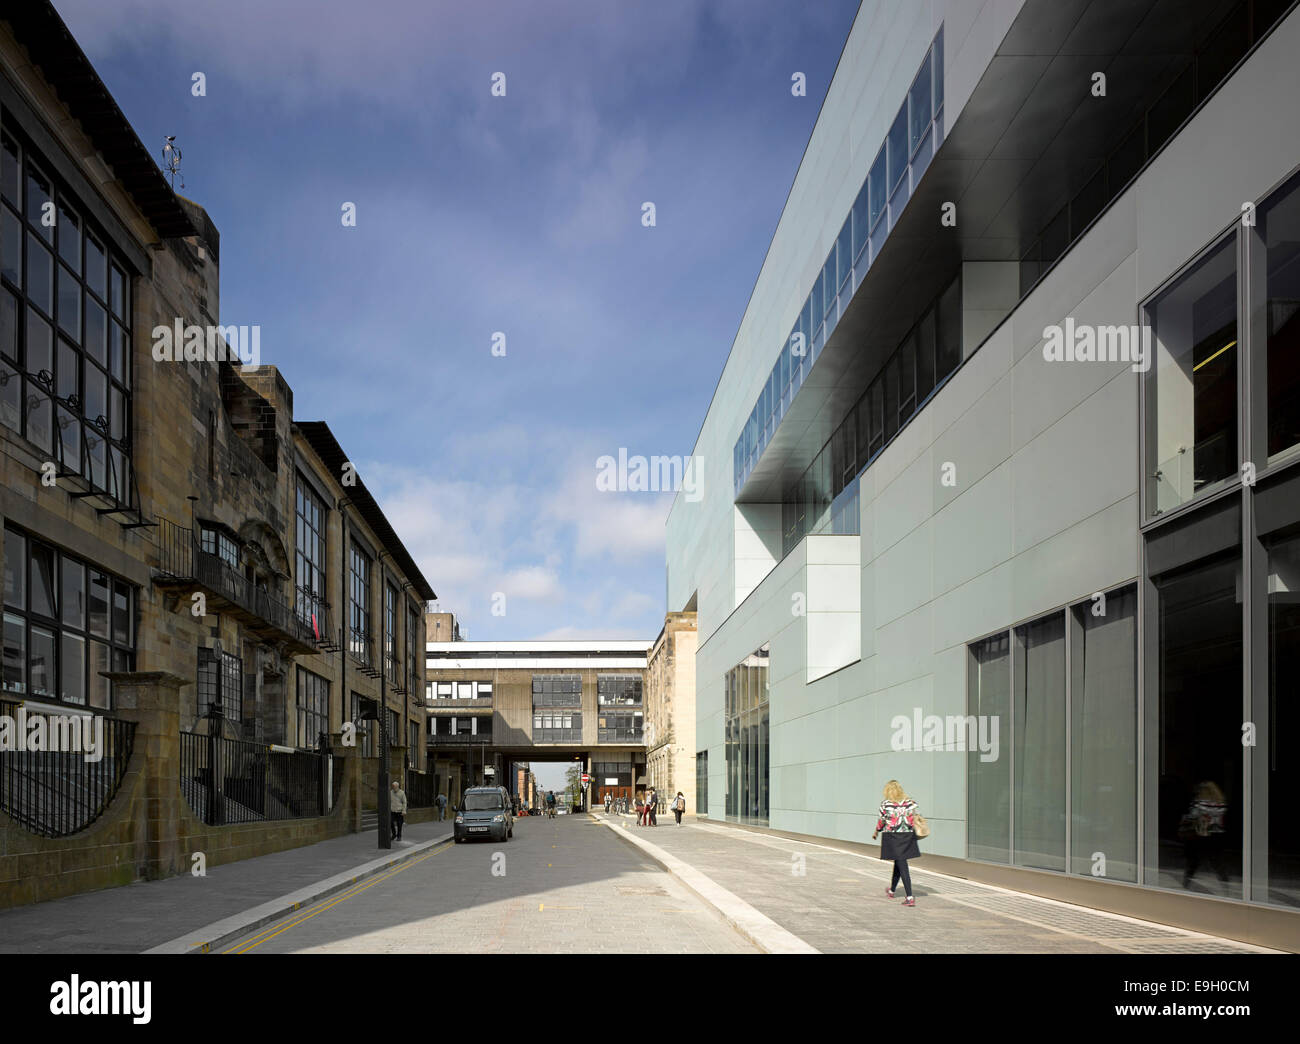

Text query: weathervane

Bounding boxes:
[161,136,183,190]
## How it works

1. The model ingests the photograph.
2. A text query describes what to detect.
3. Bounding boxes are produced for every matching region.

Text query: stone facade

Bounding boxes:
[645,612,697,815]
[0,4,434,908]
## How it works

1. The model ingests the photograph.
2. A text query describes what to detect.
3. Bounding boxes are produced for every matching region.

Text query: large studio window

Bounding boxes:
[0,131,133,503]
[1144,235,1238,515]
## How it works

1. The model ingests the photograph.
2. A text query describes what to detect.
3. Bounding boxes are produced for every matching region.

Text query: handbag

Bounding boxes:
[914,814,930,839]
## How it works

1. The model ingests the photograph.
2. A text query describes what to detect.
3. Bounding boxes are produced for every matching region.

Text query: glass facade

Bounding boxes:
[1151,556,1242,898]
[968,586,1138,880]
[781,275,961,557]
[1265,528,1300,906]
[725,643,769,825]
[1145,235,1238,514]
[735,28,945,494]
[533,674,581,741]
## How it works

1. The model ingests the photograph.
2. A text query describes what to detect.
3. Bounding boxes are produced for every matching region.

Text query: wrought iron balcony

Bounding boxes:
[154,518,327,655]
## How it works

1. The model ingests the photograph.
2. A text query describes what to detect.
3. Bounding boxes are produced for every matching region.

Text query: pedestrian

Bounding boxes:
[872,779,921,906]
[390,778,408,841]
[673,791,685,825]
[637,791,648,826]
[649,787,658,826]
[1180,780,1229,890]
[435,791,448,821]
[605,792,612,814]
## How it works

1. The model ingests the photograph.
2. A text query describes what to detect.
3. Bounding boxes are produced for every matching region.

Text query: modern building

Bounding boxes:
[665,0,1300,948]
[645,611,698,815]
[425,619,651,807]
[0,0,434,908]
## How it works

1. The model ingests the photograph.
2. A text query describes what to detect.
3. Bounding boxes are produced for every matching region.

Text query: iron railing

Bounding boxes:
[156,518,325,648]
[0,698,136,838]
[179,731,335,825]
[405,770,437,808]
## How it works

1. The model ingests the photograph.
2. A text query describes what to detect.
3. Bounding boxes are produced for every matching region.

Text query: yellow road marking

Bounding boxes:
[222,843,450,954]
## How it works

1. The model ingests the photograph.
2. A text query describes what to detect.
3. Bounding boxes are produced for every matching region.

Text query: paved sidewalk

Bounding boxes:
[593,812,1277,954]
[0,818,454,953]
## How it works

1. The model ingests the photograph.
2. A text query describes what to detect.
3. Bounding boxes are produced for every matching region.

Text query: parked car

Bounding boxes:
[454,786,514,843]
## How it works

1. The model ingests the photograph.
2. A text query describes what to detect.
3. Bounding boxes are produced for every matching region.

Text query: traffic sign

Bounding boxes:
[581,773,590,784]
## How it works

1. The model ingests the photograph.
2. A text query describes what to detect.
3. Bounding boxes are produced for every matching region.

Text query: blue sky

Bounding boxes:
[53,0,860,641]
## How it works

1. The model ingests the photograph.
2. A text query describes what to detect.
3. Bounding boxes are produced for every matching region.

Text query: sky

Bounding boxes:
[52,0,861,642]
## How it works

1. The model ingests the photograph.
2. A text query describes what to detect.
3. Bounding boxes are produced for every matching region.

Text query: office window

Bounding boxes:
[868,145,887,232]
[909,52,932,155]
[887,108,907,194]
[917,310,936,402]
[597,674,642,706]
[696,751,708,817]
[898,328,917,420]
[1261,169,1300,461]
[852,179,870,263]
[425,681,434,701]
[883,355,899,439]
[2,526,132,708]
[437,681,452,698]
[532,674,581,708]
[1145,235,1238,515]
[836,216,852,293]
[477,681,493,700]
[937,275,962,380]
[457,681,473,699]
[351,693,376,757]
[295,474,326,621]
[296,667,329,749]
[0,130,132,500]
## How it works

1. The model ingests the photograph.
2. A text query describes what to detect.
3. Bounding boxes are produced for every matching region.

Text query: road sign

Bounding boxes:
[581,773,590,784]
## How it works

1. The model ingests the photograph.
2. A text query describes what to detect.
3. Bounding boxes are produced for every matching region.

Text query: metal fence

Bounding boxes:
[0,699,136,838]
[405,770,437,808]
[179,731,335,825]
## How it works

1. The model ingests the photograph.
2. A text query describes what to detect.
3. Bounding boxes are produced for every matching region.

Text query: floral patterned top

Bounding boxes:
[876,798,918,833]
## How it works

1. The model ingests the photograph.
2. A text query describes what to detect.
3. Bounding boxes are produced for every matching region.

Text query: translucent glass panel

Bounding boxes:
[1070,588,1138,881]
[1145,235,1238,514]
[1014,614,1066,871]
[968,633,1011,863]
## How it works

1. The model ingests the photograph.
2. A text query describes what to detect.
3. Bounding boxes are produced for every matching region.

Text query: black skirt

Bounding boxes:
[880,830,921,862]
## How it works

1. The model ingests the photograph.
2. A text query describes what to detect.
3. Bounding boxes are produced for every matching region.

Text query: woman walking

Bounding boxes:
[672,791,685,825]
[872,779,921,906]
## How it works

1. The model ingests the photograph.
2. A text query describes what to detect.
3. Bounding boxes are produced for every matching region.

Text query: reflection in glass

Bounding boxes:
[1265,532,1300,907]
[1152,556,1242,898]
[1146,236,1238,513]
[1263,170,1300,460]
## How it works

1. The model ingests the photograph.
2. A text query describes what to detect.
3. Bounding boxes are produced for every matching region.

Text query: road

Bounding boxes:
[214,812,758,953]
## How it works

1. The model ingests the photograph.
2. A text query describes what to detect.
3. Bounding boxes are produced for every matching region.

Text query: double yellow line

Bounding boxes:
[219,841,451,954]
